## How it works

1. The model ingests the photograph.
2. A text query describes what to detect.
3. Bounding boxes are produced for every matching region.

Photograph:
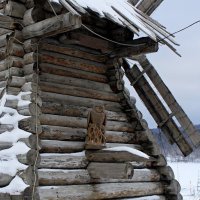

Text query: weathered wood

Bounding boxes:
[40,126,135,144]
[5,1,26,18]
[18,134,39,149]
[44,0,62,14]
[0,33,8,48]
[41,92,122,112]
[40,140,140,153]
[39,81,120,102]
[122,61,193,156]
[39,73,112,92]
[5,56,24,69]
[24,52,37,65]
[0,142,12,150]
[0,28,12,36]
[21,92,42,107]
[18,102,42,116]
[38,182,164,200]
[0,172,13,187]
[40,50,107,74]
[23,12,82,39]
[0,15,15,29]
[163,180,181,195]
[21,82,41,94]
[7,42,24,57]
[158,166,175,181]
[23,63,37,75]
[86,149,149,163]
[110,38,158,58]
[7,76,25,87]
[139,56,200,148]
[68,32,113,53]
[39,152,88,169]
[111,196,166,200]
[40,42,108,63]
[18,116,42,134]
[41,102,127,121]
[0,124,14,133]
[23,38,39,53]
[23,7,45,26]
[40,63,108,83]
[40,114,134,132]
[17,149,40,165]
[87,162,134,179]
[38,168,160,186]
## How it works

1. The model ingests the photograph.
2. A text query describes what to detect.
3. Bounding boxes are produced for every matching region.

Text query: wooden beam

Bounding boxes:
[110,37,158,58]
[23,12,82,39]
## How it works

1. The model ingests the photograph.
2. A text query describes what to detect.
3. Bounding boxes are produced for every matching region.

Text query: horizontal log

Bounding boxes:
[24,52,37,65]
[86,149,149,163]
[5,0,26,18]
[163,180,181,195]
[0,15,15,29]
[0,124,14,133]
[40,50,107,74]
[0,142,12,150]
[87,162,134,179]
[6,86,21,95]
[23,7,45,26]
[39,73,112,92]
[18,117,42,134]
[38,168,161,186]
[0,28,12,36]
[0,173,13,187]
[38,182,164,200]
[40,114,134,132]
[40,140,140,153]
[112,196,166,200]
[23,12,82,39]
[23,63,37,75]
[17,149,40,165]
[21,92,42,107]
[18,102,42,116]
[21,82,41,94]
[41,102,127,121]
[40,42,108,63]
[7,42,24,58]
[40,125,135,144]
[39,81,120,102]
[8,76,26,87]
[158,166,175,181]
[40,63,108,83]
[41,92,122,112]
[23,38,38,53]
[39,152,88,169]
[0,33,8,48]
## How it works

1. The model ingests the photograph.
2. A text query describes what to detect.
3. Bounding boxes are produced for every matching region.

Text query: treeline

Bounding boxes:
[151,125,200,162]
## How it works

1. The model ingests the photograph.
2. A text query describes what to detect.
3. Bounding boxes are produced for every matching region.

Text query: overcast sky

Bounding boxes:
[127,0,200,128]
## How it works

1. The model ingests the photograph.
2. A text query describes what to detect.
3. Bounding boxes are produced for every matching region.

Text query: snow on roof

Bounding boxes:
[61,0,179,54]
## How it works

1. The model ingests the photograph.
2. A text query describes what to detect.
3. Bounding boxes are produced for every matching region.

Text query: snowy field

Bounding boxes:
[168,162,200,200]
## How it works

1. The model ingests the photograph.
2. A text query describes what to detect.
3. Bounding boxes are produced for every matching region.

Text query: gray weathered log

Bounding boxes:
[87,162,134,179]
[23,12,82,39]
[5,0,26,18]
[39,152,88,169]
[17,149,40,165]
[8,76,26,87]
[37,182,164,200]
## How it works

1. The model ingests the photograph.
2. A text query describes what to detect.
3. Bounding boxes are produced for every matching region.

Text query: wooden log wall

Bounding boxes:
[0,1,182,199]
[35,36,182,200]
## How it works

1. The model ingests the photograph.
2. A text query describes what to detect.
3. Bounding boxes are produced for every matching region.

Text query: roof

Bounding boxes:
[59,0,180,55]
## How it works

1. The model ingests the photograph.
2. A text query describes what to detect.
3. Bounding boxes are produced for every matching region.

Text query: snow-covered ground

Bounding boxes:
[168,162,200,200]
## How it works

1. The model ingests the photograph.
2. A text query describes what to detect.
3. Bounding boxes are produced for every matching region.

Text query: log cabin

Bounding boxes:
[0,0,200,199]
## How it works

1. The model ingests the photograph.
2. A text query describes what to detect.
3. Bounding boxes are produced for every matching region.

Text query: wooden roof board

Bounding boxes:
[61,0,179,55]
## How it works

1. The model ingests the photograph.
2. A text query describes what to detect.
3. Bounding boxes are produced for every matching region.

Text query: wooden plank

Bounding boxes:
[23,12,82,39]
[40,50,108,74]
[40,114,135,132]
[138,56,200,148]
[40,63,108,83]
[37,182,164,200]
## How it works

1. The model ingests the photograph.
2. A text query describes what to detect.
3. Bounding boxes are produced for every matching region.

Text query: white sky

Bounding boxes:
[128,0,200,128]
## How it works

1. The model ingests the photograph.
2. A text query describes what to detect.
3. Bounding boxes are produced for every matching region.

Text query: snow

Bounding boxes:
[169,162,200,200]
[0,91,32,194]
[103,146,149,159]
[41,151,86,157]
[0,176,29,195]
